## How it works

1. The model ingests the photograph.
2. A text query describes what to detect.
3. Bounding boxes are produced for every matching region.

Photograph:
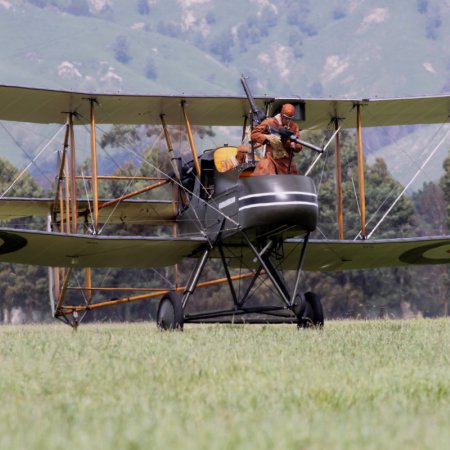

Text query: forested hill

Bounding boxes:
[1,0,449,98]
[1,0,450,188]
[1,0,449,323]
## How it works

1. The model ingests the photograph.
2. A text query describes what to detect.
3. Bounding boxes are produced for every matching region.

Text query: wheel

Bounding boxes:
[157,293,184,331]
[297,291,324,328]
[292,292,306,317]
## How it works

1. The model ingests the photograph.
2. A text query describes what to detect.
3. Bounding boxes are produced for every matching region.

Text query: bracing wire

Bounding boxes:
[0,123,66,199]
[97,127,167,234]
[352,103,450,240]
[94,123,209,237]
[305,126,341,176]
[0,122,54,186]
[367,124,450,239]
[91,121,239,228]
[72,109,238,233]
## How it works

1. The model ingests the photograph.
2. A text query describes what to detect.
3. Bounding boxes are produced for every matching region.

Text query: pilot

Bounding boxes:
[250,103,302,175]
[235,143,251,164]
[219,143,251,171]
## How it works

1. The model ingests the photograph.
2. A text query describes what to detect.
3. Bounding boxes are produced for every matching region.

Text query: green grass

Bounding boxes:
[0,319,449,449]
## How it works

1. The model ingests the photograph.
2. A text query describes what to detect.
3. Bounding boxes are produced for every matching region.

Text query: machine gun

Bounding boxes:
[240,75,266,125]
[240,75,324,155]
[269,126,324,154]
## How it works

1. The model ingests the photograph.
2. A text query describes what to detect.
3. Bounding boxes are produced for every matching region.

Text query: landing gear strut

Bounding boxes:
[156,231,325,329]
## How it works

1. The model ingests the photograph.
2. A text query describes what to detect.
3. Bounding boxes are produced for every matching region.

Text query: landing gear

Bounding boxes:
[157,293,184,330]
[155,233,325,329]
[296,291,324,328]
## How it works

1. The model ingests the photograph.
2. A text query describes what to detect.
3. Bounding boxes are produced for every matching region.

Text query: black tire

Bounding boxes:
[297,291,324,328]
[157,293,184,331]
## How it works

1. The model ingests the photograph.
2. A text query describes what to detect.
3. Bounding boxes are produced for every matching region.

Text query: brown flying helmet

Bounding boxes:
[281,103,296,119]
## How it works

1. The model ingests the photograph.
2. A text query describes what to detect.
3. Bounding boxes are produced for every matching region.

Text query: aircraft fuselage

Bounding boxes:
[177,160,318,242]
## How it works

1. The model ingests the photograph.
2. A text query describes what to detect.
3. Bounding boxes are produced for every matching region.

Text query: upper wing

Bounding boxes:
[272,95,450,130]
[0,228,206,267]
[0,198,176,224]
[0,84,259,126]
[1,84,449,128]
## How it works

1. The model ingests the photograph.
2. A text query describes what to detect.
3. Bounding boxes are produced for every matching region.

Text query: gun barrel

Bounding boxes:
[291,136,324,154]
[240,76,266,124]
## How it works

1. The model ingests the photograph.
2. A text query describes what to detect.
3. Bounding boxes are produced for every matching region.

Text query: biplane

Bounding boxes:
[0,79,449,329]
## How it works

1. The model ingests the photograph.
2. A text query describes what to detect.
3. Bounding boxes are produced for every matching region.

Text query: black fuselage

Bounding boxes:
[177,155,318,243]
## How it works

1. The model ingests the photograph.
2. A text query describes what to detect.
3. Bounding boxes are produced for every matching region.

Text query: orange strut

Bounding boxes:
[60,272,257,314]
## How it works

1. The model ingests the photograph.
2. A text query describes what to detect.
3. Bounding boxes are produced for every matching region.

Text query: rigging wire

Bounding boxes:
[90,120,239,228]
[97,126,167,234]
[0,122,55,186]
[354,186,401,240]
[0,123,66,199]
[367,124,450,239]
[305,125,341,176]
[363,113,446,185]
[355,105,450,240]
[74,108,234,235]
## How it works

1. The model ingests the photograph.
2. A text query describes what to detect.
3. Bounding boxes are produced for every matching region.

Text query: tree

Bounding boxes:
[296,130,423,318]
[417,0,428,14]
[440,155,450,230]
[113,35,131,64]
[65,0,90,16]
[425,8,442,40]
[157,21,181,39]
[144,57,157,80]
[438,153,450,315]
[209,30,234,63]
[412,181,446,235]
[0,158,48,323]
[137,0,150,15]
[333,7,347,20]
[288,31,303,58]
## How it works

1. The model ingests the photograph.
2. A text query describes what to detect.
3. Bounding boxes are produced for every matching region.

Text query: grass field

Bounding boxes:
[0,319,449,450]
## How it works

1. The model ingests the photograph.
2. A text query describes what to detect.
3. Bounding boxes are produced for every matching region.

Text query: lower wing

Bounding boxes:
[0,228,206,268]
[1,228,449,270]
[294,236,450,271]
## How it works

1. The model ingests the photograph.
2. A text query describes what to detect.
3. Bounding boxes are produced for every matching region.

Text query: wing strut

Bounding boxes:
[69,113,78,233]
[334,118,344,240]
[89,98,99,233]
[356,103,366,239]
[181,100,201,177]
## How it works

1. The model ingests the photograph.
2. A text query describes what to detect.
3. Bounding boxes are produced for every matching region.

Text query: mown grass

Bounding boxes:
[0,319,449,450]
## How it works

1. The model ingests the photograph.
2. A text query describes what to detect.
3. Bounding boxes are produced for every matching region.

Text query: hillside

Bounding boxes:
[0,0,449,189]
[2,0,450,97]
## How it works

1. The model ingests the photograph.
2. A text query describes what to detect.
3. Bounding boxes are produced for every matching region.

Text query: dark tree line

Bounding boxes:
[0,126,449,323]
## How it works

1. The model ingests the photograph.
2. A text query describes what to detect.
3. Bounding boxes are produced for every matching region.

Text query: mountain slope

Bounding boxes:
[0,0,449,188]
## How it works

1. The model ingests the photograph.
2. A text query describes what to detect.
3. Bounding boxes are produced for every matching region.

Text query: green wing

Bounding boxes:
[1,228,449,270]
[0,198,175,224]
[294,237,450,271]
[1,84,449,128]
[0,228,205,268]
[218,236,450,271]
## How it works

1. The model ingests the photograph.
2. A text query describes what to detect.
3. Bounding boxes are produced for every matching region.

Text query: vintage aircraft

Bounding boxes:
[0,80,449,329]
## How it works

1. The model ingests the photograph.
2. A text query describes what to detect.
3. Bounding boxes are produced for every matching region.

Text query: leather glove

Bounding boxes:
[266,134,285,152]
[266,134,281,145]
